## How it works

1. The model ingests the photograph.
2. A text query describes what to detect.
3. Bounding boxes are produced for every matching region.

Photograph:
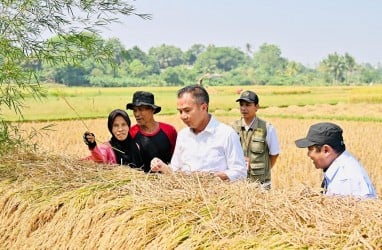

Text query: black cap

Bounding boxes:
[236,90,259,104]
[295,122,344,148]
[126,91,161,114]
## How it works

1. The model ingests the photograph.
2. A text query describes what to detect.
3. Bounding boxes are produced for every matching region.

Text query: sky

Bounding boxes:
[101,0,382,67]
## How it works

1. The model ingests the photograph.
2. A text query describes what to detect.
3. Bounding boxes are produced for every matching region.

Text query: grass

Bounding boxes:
[263,113,382,123]
[2,85,382,121]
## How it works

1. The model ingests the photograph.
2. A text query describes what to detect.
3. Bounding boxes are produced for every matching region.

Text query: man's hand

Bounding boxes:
[245,157,250,170]
[214,171,229,181]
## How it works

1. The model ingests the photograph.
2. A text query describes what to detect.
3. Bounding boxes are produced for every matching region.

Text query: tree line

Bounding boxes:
[1,0,381,152]
[38,33,382,87]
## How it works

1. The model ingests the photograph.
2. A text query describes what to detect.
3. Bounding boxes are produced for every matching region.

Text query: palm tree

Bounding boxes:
[245,43,253,57]
[344,53,356,84]
[322,53,346,84]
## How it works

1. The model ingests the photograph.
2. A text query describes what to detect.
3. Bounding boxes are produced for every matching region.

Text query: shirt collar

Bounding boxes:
[188,114,217,135]
[203,115,217,134]
[324,151,347,181]
[241,117,257,131]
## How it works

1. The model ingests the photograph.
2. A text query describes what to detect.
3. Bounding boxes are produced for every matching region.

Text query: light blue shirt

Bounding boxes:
[170,116,247,181]
[324,150,377,199]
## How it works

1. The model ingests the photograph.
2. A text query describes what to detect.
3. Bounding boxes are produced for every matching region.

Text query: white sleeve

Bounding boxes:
[266,124,280,156]
[223,130,247,181]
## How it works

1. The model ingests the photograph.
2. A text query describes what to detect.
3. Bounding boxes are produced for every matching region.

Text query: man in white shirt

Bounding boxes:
[151,84,247,181]
[295,122,377,199]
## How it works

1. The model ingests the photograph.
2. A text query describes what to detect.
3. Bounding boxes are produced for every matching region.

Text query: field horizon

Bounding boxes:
[3,85,382,122]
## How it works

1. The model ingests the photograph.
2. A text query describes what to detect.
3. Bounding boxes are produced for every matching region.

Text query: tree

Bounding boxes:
[226,66,254,86]
[161,67,184,86]
[343,53,357,84]
[194,46,247,74]
[245,43,253,56]
[104,38,128,65]
[40,33,108,85]
[148,44,184,69]
[125,46,149,64]
[252,43,287,85]
[127,59,150,78]
[359,64,381,84]
[184,44,206,65]
[320,53,348,84]
[0,0,150,150]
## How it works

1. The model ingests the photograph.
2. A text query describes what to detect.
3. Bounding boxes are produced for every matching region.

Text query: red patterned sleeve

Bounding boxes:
[159,122,178,155]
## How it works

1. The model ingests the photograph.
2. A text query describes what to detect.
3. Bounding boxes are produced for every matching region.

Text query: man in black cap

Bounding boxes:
[232,90,280,189]
[126,91,177,172]
[295,122,377,198]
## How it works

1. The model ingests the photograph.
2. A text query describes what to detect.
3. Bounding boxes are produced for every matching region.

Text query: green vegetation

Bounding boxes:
[37,40,382,88]
[3,85,382,122]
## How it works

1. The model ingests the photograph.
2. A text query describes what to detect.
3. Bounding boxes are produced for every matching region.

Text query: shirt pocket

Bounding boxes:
[250,137,265,154]
[249,162,265,176]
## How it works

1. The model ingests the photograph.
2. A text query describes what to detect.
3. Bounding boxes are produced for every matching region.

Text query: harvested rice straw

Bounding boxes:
[1,151,381,249]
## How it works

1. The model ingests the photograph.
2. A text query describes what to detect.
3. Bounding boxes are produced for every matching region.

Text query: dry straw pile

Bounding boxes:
[1,150,382,249]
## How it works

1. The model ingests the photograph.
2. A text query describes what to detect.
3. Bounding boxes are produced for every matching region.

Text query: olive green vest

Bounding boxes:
[232,118,271,183]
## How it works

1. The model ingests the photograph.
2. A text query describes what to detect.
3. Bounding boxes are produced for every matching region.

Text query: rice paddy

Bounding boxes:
[1,100,382,248]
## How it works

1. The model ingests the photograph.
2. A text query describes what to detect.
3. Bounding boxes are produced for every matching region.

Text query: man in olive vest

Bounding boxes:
[232,90,280,189]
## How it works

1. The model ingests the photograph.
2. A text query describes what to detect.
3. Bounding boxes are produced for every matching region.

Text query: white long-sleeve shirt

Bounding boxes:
[170,116,247,181]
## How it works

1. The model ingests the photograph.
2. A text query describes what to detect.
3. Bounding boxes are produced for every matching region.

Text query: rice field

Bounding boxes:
[3,85,382,122]
[16,108,382,193]
[1,103,382,249]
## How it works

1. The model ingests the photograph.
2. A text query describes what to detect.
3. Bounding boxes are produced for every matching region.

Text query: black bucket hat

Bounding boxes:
[126,91,161,114]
